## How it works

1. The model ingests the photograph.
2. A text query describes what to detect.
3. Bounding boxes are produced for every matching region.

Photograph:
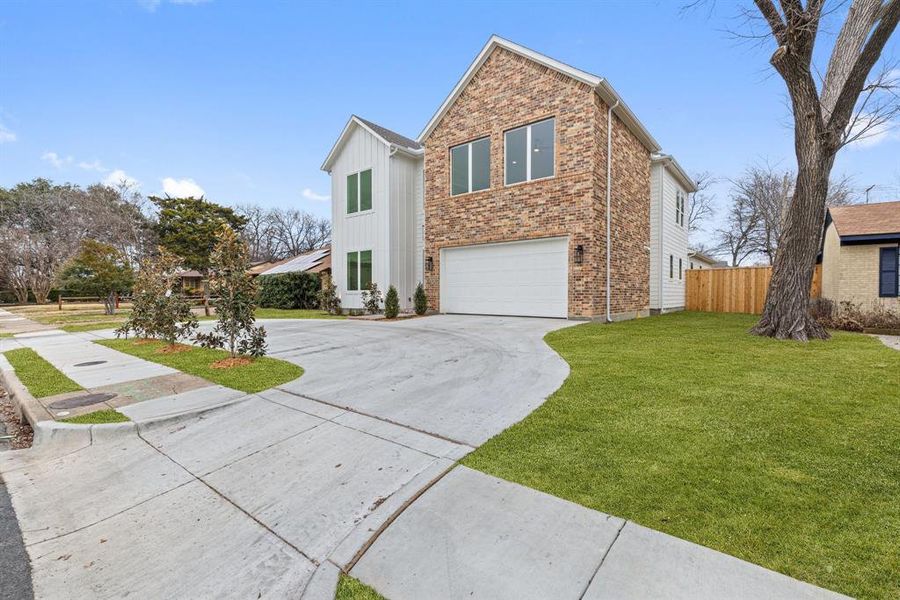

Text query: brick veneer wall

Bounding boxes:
[836,243,900,309]
[423,47,650,318]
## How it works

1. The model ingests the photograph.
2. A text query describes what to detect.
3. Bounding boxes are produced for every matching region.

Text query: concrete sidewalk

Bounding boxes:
[351,466,849,600]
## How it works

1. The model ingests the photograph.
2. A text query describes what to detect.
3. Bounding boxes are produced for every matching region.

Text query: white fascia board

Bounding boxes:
[321,116,392,172]
[595,79,661,153]
[652,152,697,192]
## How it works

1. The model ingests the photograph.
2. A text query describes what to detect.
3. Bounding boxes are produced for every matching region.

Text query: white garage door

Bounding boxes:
[441,237,568,318]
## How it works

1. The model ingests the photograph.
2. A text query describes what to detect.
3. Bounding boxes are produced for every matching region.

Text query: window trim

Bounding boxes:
[879,246,899,298]
[450,136,491,196]
[504,117,556,187]
[346,168,373,217]
[346,249,373,292]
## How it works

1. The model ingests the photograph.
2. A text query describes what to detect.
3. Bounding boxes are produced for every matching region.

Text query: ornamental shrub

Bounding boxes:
[257,271,320,309]
[384,285,399,319]
[317,273,341,314]
[413,282,427,315]
[361,282,382,314]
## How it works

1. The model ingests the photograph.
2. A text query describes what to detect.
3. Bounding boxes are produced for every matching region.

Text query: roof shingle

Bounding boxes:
[355,116,421,151]
[829,201,900,237]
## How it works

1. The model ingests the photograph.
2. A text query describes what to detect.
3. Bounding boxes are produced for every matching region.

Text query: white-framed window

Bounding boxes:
[451,137,490,196]
[669,254,674,279]
[505,117,555,185]
[346,250,372,291]
[347,169,372,215]
[675,191,685,226]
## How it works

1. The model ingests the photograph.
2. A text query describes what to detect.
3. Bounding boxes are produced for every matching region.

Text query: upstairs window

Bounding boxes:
[675,191,686,226]
[505,117,555,185]
[347,169,372,214]
[346,250,372,291]
[451,137,491,196]
[880,247,899,297]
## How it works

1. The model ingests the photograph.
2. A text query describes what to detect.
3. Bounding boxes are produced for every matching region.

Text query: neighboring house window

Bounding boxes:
[505,117,555,185]
[669,255,673,279]
[346,250,372,291]
[679,258,683,280]
[451,137,490,196]
[347,169,373,214]
[880,247,899,297]
[690,261,695,270]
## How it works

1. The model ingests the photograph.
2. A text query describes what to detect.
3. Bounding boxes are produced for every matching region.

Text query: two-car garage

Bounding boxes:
[439,237,569,318]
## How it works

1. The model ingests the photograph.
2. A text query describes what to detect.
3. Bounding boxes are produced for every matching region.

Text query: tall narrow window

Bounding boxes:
[669,255,674,279]
[346,169,372,214]
[880,247,899,297]
[505,117,555,185]
[450,138,490,196]
[679,258,683,279]
[346,250,373,291]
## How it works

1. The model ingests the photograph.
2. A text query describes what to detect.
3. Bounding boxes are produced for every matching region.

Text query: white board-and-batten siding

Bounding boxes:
[329,124,423,310]
[649,162,689,311]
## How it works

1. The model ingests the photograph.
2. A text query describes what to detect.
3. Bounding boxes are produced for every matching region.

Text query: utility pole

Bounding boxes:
[865,184,876,204]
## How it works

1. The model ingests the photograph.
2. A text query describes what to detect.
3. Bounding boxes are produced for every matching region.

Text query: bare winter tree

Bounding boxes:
[744,0,900,340]
[715,184,763,265]
[235,205,331,262]
[235,204,277,262]
[688,171,717,233]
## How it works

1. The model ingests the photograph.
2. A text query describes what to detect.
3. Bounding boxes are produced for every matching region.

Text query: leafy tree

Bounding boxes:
[195,226,267,358]
[414,282,428,316]
[361,282,382,314]
[58,240,134,315]
[117,248,198,344]
[317,273,341,315]
[384,285,399,319]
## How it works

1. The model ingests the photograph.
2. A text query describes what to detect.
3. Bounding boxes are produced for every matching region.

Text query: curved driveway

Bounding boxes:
[266,314,575,446]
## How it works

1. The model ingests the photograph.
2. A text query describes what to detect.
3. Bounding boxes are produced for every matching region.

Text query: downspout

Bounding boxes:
[606,99,619,323]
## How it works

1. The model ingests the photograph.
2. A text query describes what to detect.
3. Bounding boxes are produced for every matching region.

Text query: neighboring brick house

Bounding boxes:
[322,36,696,319]
[821,201,900,309]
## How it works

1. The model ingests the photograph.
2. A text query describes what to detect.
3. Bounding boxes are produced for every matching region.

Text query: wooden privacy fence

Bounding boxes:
[685,264,822,314]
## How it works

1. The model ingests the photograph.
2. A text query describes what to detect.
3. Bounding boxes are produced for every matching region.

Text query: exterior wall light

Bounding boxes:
[575,245,584,265]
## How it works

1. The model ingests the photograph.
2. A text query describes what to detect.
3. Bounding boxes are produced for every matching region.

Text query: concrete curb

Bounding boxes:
[0,363,55,426]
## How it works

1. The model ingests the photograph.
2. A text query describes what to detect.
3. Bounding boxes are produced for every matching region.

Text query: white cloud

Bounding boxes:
[162,177,205,198]
[78,160,107,172]
[846,113,899,149]
[301,188,330,202]
[0,125,16,144]
[104,169,141,189]
[41,151,73,169]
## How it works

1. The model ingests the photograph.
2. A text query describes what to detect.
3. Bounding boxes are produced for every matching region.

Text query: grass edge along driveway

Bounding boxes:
[97,339,302,394]
[463,312,899,600]
[2,347,83,398]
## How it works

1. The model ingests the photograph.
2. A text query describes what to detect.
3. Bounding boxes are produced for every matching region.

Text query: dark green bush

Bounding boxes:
[414,282,427,315]
[384,285,399,319]
[257,272,321,309]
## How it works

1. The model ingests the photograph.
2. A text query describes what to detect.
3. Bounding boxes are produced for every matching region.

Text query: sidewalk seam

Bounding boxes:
[577,519,628,600]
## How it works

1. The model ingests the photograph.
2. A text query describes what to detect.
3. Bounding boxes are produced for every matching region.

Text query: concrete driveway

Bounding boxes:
[1,315,574,599]
[260,314,574,446]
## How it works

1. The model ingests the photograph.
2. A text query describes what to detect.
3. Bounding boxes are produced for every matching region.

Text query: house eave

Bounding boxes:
[651,153,697,192]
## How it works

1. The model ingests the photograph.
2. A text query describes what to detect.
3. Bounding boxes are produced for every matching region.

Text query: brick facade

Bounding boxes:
[423,47,651,318]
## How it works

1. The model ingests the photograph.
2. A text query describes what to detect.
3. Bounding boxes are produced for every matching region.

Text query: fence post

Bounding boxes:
[58,295,62,311]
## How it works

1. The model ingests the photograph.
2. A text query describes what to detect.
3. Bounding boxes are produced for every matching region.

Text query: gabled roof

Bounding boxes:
[828,201,900,237]
[651,153,698,193]
[258,246,331,276]
[321,115,422,172]
[417,35,661,152]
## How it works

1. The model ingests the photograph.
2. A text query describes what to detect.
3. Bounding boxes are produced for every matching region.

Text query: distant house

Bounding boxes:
[257,246,332,278]
[688,249,725,270]
[176,270,204,293]
[821,201,899,308]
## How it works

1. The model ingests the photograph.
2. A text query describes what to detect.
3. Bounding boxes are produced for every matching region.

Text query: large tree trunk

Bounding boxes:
[752,145,832,341]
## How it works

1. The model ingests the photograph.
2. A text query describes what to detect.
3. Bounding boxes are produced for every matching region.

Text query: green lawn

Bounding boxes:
[61,409,130,424]
[335,574,385,600]
[255,308,345,319]
[463,312,899,600]
[2,348,83,398]
[61,322,125,333]
[97,339,303,393]
[0,332,12,338]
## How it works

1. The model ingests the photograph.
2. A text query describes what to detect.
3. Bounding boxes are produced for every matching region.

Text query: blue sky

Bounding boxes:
[1,0,898,248]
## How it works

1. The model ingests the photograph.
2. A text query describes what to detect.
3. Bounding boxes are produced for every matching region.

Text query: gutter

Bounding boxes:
[606,99,619,323]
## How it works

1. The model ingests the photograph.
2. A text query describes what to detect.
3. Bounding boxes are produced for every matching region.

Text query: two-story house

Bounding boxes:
[322,36,696,319]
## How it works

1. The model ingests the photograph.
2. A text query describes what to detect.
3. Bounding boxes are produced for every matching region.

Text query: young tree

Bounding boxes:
[118,248,198,345]
[747,0,900,340]
[414,282,428,316]
[317,273,341,315]
[384,285,400,319]
[58,240,134,315]
[195,226,267,359]
[361,282,383,314]
[152,196,247,315]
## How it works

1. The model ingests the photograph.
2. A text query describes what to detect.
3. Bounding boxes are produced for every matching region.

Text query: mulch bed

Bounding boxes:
[0,388,33,450]
[156,344,192,355]
[210,357,252,369]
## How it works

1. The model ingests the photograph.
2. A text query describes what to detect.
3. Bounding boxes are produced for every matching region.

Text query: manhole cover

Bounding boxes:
[48,393,116,410]
[74,360,107,367]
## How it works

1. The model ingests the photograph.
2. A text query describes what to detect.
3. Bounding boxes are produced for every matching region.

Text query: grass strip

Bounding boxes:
[2,348,83,398]
[61,409,130,424]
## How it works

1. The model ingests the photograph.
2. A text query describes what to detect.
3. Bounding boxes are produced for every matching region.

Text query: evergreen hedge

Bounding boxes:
[256,272,321,309]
